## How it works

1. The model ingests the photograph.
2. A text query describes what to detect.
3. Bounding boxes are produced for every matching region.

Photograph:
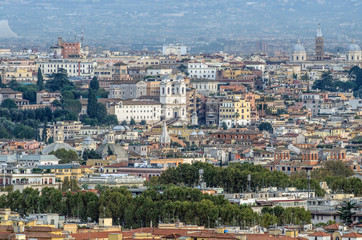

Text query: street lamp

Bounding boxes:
[1,163,7,189]
[307,170,311,199]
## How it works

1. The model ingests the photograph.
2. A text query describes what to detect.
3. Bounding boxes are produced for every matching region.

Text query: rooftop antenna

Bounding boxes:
[81,29,84,48]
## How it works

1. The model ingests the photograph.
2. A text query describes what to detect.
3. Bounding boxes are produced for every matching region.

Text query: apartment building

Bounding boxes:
[219,94,251,128]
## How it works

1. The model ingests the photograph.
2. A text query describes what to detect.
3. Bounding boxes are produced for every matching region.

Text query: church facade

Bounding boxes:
[159,75,188,122]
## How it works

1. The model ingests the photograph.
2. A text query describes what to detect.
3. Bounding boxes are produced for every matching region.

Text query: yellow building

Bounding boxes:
[150,158,184,167]
[222,68,254,80]
[39,164,94,182]
[219,94,251,128]
[5,68,36,83]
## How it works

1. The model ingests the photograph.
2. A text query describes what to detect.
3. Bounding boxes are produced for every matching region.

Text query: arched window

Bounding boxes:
[162,87,165,94]
[167,87,170,94]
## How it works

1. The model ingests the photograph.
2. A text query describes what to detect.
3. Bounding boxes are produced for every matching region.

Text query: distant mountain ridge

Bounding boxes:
[0,0,360,42]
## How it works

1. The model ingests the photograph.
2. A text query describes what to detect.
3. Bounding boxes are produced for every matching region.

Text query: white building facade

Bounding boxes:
[159,75,188,121]
[114,99,162,124]
[108,81,147,100]
[188,62,217,80]
[38,60,96,79]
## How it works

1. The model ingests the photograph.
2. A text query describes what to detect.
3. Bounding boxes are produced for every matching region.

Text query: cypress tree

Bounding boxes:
[87,89,97,118]
[37,67,44,91]
[89,76,99,91]
[0,75,4,88]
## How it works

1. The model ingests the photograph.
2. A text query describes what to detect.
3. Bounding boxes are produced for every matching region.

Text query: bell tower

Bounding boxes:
[315,24,324,61]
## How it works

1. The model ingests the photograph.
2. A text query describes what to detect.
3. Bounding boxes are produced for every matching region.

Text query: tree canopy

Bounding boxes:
[49,149,79,164]
[1,99,18,109]
[45,68,73,92]
[258,122,273,133]
[0,186,310,229]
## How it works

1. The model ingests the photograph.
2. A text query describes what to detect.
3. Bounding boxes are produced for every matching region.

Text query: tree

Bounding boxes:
[62,178,80,192]
[42,120,48,143]
[23,89,36,104]
[87,89,97,118]
[140,120,146,125]
[1,99,18,109]
[82,149,102,161]
[89,77,99,91]
[222,122,228,130]
[258,122,273,133]
[50,149,79,164]
[8,80,19,90]
[103,115,118,126]
[338,201,356,226]
[95,103,107,123]
[301,73,309,81]
[107,146,114,156]
[121,120,127,126]
[234,112,240,127]
[323,160,354,178]
[63,99,81,116]
[52,99,62,108]
[0,75,5,88]
[13,124,34,139]
[37,67,44,91]
[46,68,73,92]
[130,118,136,125]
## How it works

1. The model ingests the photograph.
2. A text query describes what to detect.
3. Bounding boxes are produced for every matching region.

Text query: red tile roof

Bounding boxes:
[70,231,122,240]
[324,223,340,230]
[308,231,331,237]
[342,232,362,238]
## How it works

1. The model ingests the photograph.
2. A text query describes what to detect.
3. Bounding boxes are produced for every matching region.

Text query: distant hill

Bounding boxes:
[0,0,361,43]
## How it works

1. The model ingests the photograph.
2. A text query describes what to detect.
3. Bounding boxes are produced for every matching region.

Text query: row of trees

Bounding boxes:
[0,186,311,228]
[156,162,362,196]
[0,107,53,140]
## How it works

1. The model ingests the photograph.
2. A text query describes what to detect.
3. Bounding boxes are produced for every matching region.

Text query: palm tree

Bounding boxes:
[234,111,240,127]
[337,201,356,226]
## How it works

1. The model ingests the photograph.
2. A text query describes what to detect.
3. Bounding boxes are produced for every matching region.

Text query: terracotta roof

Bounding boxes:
[25,232,63,239]
[324,223,340,230]
[308,231,331,237]
[70,231,122,240]
[184,231,237,239]
[342,232,362,238]
[25,226,61,232]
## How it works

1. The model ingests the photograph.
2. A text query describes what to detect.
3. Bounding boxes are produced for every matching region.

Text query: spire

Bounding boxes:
[159,120,170,145]
[316,24,323,38]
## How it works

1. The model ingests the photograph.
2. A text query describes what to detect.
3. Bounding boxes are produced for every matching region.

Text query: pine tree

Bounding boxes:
[37,67,44,91]
[87,89,97,118]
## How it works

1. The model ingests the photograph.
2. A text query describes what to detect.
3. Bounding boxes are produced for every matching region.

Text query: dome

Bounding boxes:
[96,143,128,162]
[83,135,94,143]
[42,142,75,155]
[293,40,306,52]
[198,130,205,135]
[347,40,361,52]
[113,125,130,131]
[190,130,197,136]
